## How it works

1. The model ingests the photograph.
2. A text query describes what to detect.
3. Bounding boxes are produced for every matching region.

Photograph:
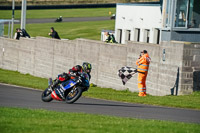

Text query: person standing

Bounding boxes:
[136,50,151,97]
[48,27,60,39]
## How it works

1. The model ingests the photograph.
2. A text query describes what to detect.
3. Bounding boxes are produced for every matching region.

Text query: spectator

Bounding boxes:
[21,29,30,38]
[14,28,21,40]
[104,32,117,43]
[14,28,30,40]
[48,27,60,39]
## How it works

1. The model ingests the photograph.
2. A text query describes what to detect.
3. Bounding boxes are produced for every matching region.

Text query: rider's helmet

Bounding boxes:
[82,62,92,73]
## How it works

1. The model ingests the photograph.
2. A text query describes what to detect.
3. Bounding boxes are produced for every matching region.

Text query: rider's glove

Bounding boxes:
[62,72,69,79]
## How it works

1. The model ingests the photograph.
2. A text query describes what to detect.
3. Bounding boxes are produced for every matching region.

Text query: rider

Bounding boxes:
[50,62,92,90]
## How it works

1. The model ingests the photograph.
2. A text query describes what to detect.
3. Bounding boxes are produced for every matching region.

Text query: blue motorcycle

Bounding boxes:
[41,72,90,104]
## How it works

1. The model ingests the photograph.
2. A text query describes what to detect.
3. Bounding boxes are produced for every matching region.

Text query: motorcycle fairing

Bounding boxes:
[82,79,90,87]
[61,80,77,90]
[51,90,63,101]
[79,72,90,87]
[51,80,77,101]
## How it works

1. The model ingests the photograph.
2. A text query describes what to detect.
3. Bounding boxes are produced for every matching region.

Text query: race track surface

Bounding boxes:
[0,83,200,124]
[15,17,111,24]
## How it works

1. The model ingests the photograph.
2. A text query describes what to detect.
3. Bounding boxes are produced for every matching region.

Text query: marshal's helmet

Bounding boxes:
[82,62,92,73]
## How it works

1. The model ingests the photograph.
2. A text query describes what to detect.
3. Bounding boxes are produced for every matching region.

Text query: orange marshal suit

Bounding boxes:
[136,53,151,96]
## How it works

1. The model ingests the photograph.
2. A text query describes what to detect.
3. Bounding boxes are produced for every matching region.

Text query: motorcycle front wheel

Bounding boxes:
[65,86,83,104]
[41,88,53,102]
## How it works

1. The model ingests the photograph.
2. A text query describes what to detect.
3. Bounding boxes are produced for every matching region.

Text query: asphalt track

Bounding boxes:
[0,83,200,124]
[15,17,111,24]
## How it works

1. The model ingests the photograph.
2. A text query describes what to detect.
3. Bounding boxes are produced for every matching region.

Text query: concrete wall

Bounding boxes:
[0,36,199,96]
[181,43,200,93]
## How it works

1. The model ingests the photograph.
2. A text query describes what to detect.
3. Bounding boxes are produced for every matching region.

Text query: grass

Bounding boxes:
[0,107,199,133]
[0,68,200,110]
[0,8,116,19]
[1,7,116,40]
[85,86,200,109]
[0,69,47,90]
[3,20,115,40]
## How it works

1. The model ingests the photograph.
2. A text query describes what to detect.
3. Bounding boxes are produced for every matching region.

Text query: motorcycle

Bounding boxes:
[41,72,90,104]
[55,17,62,22]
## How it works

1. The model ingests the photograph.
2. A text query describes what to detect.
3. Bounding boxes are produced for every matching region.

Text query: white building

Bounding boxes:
[114,0,200,44]
[115,2,162,44]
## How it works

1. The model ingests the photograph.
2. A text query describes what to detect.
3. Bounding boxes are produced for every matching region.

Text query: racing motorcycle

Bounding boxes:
[55,16,62,22]
[41,72,90,104]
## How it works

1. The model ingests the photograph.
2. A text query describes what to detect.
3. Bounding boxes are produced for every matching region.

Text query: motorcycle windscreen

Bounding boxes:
[61,80,77,90]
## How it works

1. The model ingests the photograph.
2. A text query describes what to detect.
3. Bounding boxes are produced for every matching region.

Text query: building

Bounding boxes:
[115,0,200,44]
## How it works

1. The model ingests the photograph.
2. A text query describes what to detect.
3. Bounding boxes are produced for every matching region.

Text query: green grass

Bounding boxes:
[0,69,47,89]
[4,20,115,40]
[1,8,116,40]
[84,87,200,109]
[0,8,116,19]
[0,68,200,110]
[0,107,199,133]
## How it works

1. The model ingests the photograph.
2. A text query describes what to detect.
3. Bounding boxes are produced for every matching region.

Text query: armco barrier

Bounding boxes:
[0,36,199,96]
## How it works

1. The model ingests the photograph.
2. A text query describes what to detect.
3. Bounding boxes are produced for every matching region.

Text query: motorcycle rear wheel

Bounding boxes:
[65,86,82,104]
[41,88,53,102]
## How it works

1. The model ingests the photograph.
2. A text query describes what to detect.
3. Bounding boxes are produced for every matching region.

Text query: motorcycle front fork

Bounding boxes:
[68,86,77,97]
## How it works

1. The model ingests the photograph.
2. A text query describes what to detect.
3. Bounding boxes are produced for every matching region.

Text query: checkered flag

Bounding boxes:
[118,66,137,85]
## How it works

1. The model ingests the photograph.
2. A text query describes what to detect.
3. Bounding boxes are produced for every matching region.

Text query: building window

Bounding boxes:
[117,29,122,44]
[175,0,188,27]
[153,29,160,44]
[143,29,150,43]
[164,0,200,29]
[125,30,131,41]
[188,0,200,28]
[134,28,140,42]
[156,29,160,44]
[146,29,150,43]
[165,0,171,28]
[174,0,200,28]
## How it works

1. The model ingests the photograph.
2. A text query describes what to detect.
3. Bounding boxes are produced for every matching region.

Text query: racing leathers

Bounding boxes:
[50,65,91,90]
